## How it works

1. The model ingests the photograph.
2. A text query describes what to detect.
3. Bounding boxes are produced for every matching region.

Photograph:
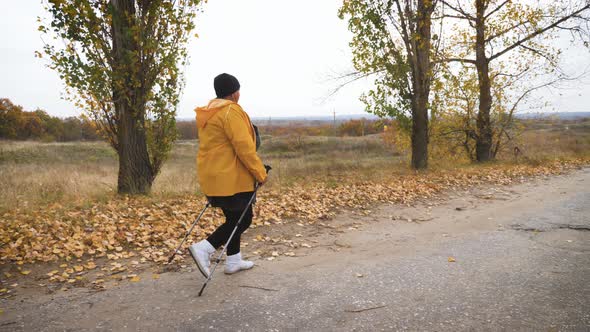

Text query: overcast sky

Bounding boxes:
[0,1,588,119]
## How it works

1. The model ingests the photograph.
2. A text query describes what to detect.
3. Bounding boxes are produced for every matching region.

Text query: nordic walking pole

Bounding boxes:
[167,203,211,264]
[198,166,271,296]
[198,186,258,296]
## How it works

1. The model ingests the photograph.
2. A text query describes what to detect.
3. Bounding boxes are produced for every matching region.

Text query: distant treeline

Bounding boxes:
[177,118,391,140]
[0,98,101,141]
[1,98,389,142]
[261,118,391,137]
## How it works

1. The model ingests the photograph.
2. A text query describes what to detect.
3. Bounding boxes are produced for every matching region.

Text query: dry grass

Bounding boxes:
[1,118,588,213]
[492,118,590,163]
[0,136,402,212]
[0,142,117,211]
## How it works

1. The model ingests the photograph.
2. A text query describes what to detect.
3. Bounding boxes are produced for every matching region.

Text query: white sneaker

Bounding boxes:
[224,252,254,274]
[188,240,215,278]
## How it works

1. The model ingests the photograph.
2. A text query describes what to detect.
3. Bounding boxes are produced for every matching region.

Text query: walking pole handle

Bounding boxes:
[264,164,272,173]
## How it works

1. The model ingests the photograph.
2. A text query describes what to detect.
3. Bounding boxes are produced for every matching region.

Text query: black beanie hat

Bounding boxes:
[214,73,240,98]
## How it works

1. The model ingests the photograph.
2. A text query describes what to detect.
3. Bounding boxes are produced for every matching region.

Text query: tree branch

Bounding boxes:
[322,70,385,103]
[484,0,509,19]
[490,4,590,62]
[440,0,475,21]
[485,20,530,43]
[436,57,477,64]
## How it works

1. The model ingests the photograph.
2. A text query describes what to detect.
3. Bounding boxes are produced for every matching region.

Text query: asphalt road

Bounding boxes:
[2,168,589,331]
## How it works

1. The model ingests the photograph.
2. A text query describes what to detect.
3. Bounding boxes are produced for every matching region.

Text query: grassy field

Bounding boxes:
[0,135,404,212]
[0,118,588,213]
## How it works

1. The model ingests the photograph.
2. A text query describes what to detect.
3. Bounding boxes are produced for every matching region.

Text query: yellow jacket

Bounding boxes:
[195,99,267,197]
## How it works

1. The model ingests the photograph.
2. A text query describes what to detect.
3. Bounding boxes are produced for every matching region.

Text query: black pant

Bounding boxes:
[207,205,253,256]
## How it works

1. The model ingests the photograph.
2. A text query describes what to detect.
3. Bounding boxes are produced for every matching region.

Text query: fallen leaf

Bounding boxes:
[0,158,586,269]
[130,276,141,282]
[46,270,59,277]
[20,270,31,275]
[448,257,456,263]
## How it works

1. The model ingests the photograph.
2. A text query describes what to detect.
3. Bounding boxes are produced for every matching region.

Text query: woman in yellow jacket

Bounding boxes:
[189,73,268,278]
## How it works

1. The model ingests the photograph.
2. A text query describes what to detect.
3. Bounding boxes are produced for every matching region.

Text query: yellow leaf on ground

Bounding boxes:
[130,276,141,282]
[74,265,84,272]
[448,257,456,262]
[152,274,160,280]
[46,270,59,277]
[20,270,31,275]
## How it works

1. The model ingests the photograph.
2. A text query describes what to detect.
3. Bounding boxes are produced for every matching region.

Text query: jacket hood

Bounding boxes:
[195,99,234,128]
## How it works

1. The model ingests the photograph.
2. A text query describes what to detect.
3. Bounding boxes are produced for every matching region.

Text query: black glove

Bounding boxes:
[264,164,272,174]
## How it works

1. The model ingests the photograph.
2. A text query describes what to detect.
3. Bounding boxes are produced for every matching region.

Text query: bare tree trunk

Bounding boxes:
[111,0,154,194]
[411,93,429,169]
[410,0,433,170]
[474,0,493,162]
